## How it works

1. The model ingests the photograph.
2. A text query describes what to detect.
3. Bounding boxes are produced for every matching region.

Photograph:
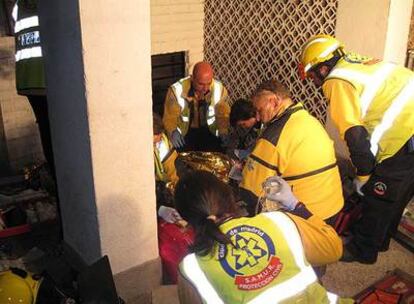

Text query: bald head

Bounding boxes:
[193,61,214,78]
[192,61,214,96]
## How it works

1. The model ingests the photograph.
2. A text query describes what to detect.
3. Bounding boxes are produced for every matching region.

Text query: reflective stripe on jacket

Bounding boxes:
[13,0,46,95]
[240,103,343,220]
[154,133,178,183]
[324,57,414,163]
[179,212,342,304]
[163,77,230,137]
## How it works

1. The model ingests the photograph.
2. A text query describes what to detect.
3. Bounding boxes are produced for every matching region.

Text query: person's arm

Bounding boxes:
[163,87,181,136]
[323,79,375,177]
[215,86,231,136]
[225,127,241,158]
[287,204,342,266]
[162,148,179,184]
[177,268,203,304]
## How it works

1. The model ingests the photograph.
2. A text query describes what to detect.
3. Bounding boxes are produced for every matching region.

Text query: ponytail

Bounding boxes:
[174,170,238,256]
[191,217,232,256]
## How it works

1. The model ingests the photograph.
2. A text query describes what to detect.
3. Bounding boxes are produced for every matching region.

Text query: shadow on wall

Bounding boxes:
[99,193,158,272]
[0,46,14,79]
[102,194,160,302]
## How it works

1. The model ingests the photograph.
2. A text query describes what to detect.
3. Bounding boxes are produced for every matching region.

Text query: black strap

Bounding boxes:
[261,104,303,146]
[249,154,281,175]
[283,162,337,181]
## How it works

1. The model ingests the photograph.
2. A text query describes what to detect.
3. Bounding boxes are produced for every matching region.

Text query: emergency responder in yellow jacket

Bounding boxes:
[300,34,414,264]
[240,79,344,223]
[175,170,352,304]
[163,61,231,152]
[153,114,179,184]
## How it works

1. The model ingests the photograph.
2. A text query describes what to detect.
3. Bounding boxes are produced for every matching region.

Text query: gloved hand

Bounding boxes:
[220,134,230,147]
[353,175,370,196]
[158,206,183,223]
[262,176,298,211]
[234,149,250,160]
[171,129,185,148]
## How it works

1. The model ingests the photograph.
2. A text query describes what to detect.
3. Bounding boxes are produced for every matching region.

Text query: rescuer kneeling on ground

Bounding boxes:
[175,170,353,304]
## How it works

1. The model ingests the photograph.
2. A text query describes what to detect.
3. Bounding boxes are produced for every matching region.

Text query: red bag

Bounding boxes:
[359,289,402,304]
[334,193,363,236]
[158,220,194,284]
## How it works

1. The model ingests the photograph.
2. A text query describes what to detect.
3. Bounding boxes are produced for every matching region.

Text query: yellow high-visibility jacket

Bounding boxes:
[178,210,351,304]
[240,103,344,220]
[323,57,414,165]
[163,77,231,137]
[154,133,178,184]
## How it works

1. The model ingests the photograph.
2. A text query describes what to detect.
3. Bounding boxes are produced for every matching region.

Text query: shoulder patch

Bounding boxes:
[218,224,282,290]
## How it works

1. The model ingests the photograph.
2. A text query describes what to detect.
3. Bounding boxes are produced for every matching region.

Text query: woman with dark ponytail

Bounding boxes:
[175,170,351,304]
[174,170,238,256]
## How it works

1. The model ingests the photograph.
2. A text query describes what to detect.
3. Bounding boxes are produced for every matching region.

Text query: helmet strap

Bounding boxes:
[311,54,342,82]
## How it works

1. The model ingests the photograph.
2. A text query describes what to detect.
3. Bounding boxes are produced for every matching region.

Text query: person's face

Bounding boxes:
[153,134,162,145]
[192,73,213,96]
[253,94,279,124]
[237,117,257,129]
[308,65,329,88]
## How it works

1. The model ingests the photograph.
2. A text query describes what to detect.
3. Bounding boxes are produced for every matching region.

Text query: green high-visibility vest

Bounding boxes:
[13,0,46,95]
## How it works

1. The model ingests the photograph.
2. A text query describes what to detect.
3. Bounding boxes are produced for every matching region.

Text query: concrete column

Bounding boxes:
[336,0,413,64]
[38,0,159,300]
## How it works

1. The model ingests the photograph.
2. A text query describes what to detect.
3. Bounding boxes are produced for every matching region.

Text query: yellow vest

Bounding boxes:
[171,77,223,137]
[240,103,343,220]
[325,58,414,163]
[179,212,343,303]
[154,133,178,183]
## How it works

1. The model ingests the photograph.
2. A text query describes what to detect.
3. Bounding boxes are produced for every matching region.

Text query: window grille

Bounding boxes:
[406,50,414,71]
[204,0,338,122]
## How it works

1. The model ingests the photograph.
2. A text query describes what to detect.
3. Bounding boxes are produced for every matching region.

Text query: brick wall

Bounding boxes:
[0,37,44,174]
[150,0,204,71]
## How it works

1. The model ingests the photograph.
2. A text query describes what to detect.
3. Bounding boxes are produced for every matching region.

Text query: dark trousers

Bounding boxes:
[27,95,56,179]
[349,139,414,262]
[180,126,223,153]
[27,95,62,239]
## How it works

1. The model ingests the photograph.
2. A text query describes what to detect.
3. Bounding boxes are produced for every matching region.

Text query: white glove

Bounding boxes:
[234,149,250,160]
[158,206,183,223]
[220,134,230,147]
[171,129,185,148]
[262,176,298,211]
[353,177,369,196]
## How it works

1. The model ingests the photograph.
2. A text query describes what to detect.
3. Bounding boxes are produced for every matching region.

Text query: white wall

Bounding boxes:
[151,0,204,70]
[79,0,158,274]
[383,0,413,64]
[336,0,413,63]
[336,0,390,58]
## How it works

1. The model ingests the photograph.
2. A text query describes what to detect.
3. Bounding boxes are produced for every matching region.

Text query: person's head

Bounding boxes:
[153,113,164,144]
[251,79,292,123]
[299,34,344,87]
[191,61,214,97]
[230,99,257,129]
[174,170,237,255]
